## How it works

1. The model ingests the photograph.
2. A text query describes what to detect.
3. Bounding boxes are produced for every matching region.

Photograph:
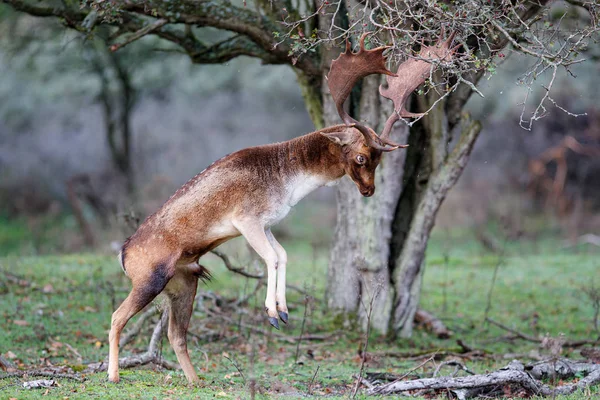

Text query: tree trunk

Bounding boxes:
[91,40,135,196]
[389,93,482,338]
[308,3,483,337]
[326,75,409,333]
[323,70,482,336]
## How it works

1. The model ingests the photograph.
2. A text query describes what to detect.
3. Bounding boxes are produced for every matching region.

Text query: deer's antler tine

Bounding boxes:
[327,32,397,142]
[353,124,404,152]
[379,29,459,140]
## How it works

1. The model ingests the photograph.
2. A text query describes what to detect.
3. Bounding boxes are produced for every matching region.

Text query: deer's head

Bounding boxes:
[323,30,458,197]
[320,125,382,197]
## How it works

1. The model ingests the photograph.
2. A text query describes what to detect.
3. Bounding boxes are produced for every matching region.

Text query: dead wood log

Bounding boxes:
[119,306,160,348]
[414,309,452,339]
[525,358,600,380]
[367,359,600,398]
[87,310,178,373]
[0,356,15,371]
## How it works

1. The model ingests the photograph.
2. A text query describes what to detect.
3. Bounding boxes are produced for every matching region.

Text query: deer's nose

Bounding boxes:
[361,186,375,197]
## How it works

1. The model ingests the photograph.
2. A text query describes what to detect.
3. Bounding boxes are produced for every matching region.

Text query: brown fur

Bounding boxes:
[107,125,385,383]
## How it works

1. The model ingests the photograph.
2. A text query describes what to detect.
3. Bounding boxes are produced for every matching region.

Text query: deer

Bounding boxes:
[108,31,458,384]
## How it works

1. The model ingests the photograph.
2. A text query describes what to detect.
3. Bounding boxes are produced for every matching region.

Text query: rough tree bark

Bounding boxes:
[326,70,481,335]
[326,74,409,333]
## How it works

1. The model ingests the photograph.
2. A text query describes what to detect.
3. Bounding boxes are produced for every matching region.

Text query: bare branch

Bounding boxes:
[210,250,263,279]
[486,318,600,347]
[109,18,168,52]
[1,0,320,75]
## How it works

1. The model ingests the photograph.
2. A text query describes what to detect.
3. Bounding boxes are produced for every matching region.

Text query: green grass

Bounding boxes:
[1,218,599,398]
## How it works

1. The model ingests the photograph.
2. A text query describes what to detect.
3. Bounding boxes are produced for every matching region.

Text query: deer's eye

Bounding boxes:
[356,155,366,165]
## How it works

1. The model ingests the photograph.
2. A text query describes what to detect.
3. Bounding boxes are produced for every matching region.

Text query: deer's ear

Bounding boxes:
[320,130,354,146]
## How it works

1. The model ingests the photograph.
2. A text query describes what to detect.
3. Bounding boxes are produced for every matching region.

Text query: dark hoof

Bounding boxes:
[278,311,288,324]
[268,317,280,330]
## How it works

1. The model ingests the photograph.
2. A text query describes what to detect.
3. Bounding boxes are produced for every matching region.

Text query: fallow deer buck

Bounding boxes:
[108,31,458,384]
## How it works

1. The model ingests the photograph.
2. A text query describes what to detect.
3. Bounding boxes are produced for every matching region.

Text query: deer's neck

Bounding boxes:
[279,131,345,206]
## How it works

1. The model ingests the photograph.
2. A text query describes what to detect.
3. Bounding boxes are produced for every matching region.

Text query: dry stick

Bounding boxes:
[118,310,178,370]
[211,250,263,279]
[414,309,452,339]
[109,19,168,52]
[0,356,15,371]
[307,365,320,395]
[248,336,257,400]
[207,310,337,344]
[351,287,379,399]
[294,296,310,364]
[234,279,264,307]
[119,305,160,347]
[89,310,178,372]
[582,280,600,333]
[0,371,84,382]
[432,360,475,378]
[486,318,600,347]
[373,355,437,392]
[223,355,246,384]
[442,252,449,314]
[482,238,507,325]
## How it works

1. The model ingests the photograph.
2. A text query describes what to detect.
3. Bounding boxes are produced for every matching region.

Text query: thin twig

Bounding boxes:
[486,318,600,347]
[110,18,168,52]
[119,305,160,347]
[371,355,437,394]
[433,360,475,377]
[211,250,263,279]
[0,371,84,381]
[307,365,320,395]
[351,286,380,398]
[223,355,246,384]
[482,238,507,324]
[294,296,310,364]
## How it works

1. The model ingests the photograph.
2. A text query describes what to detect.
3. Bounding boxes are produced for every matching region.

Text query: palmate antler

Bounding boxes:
[327,29,459,150]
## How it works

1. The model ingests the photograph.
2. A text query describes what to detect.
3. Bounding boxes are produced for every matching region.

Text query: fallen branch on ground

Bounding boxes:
[119,306,160,347]
[366,359,600,398]
[207,310,340,344]
[486,318,600,347]
[415,309,452,339]
[87,311,178,372]
[0,370,84,382]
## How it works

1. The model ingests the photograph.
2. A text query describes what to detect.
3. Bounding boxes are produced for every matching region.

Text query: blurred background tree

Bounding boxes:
[0,0,598,338]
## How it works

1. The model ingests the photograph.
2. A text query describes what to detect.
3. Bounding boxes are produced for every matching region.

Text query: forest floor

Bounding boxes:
[1,214,599,399]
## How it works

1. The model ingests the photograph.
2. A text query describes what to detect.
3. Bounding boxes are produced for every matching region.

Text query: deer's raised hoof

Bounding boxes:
[268,317,280,329]
[278,311,288,324]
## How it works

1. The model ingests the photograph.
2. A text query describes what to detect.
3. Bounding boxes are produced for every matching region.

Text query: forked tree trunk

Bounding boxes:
[326,76,409,332]
[321,69,482,336]
[390,115,482,337]
[303,4,483,336]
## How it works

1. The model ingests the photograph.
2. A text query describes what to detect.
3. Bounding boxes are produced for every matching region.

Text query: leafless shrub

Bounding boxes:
[283,0,599,130]
[582,282,600,334]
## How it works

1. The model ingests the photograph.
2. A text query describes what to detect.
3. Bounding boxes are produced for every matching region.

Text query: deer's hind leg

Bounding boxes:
[108,260,175,383]
[163,264,202,384]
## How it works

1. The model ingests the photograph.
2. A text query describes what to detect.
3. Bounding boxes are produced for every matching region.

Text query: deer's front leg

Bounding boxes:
[266,229,288,324]
[233,219,280,329]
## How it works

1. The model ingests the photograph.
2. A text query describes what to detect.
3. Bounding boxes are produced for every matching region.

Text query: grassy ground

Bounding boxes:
[1,210,599,399]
